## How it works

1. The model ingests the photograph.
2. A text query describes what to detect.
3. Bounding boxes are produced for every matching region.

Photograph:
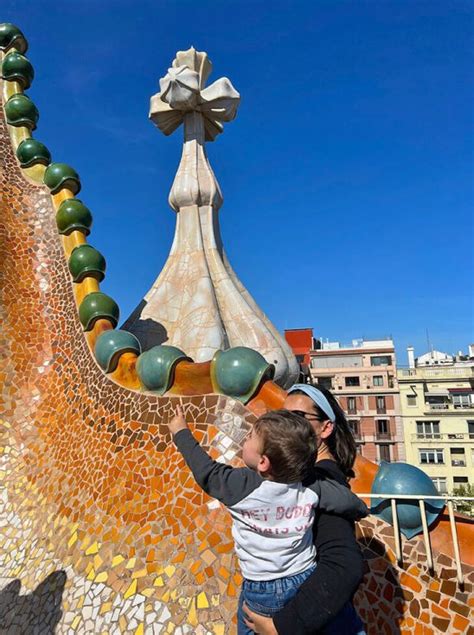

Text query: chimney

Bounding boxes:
[469,344,474,358]
[407,346,415,369]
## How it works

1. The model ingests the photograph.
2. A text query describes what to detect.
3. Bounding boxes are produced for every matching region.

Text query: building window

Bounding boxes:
[371,355,392,366]
[416,421,440,439]
[347,396,357,414]
[379,444,391,462]
[376,396,386,414]
[315,376,333,390]
[453,394,473,408]
[407,394,417,407]
[348,419,360,439]
[450,447,466,467]
[468,421,474,439]
[431,477,447,494]
[345,376,360,387]
[453,477,469,486]
[373,376,383,386]
[419,448,444,464]
[376,419,390,439]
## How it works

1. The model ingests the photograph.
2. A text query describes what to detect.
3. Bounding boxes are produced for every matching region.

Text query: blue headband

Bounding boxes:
[287,384,336,423]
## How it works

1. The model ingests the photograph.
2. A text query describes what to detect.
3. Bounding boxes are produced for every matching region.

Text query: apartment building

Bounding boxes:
[284,330,405,464]
[398,345,474,493]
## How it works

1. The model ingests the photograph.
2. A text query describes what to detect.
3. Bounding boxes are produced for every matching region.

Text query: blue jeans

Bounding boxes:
[237,566,316,635]
[237,567,365,635]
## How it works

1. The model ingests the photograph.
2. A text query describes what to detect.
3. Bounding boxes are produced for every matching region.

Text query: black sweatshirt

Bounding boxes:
[272,460,365,635]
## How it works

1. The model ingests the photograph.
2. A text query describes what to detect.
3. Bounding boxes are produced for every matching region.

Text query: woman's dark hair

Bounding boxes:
[290,385,357,480]
[253,409,317,483]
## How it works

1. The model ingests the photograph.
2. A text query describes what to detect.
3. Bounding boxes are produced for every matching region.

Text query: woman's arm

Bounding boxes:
[272,511,364,634]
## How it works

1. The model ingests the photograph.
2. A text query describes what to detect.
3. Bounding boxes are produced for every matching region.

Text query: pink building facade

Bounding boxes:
[308,338,405,463]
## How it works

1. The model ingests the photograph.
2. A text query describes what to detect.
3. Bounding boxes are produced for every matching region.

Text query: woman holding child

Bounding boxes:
[169,382,367,635]
[243,383,366,634]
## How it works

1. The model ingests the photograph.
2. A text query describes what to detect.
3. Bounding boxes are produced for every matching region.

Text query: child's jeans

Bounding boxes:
[237,566,315,635]
[237,566,365,635]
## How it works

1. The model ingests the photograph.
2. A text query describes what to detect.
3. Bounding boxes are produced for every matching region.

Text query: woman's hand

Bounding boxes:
[243,603,278,634]
[168,405,188,435]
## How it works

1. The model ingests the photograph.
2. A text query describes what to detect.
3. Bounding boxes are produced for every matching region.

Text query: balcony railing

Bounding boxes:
[398,367,474,378]
[425,403,449,410]
[451,460,466,467]
[376,407,386,414]
[375,431,392,440]
[411,433,474,442]
[423,403,474,414]
[361,493,474,584]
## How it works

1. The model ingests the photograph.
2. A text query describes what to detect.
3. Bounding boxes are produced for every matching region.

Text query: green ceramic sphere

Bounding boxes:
[68,244,106,283]
[16,138,51,168]
[211,347,275,403]
[1,51,34,88]
[0,23,28,54]
[43,162,81,195]
[136,345,192,394]
[95,329,141,373]
[55,199,92,235]
[78,292,119,331]
[4,93,39,130]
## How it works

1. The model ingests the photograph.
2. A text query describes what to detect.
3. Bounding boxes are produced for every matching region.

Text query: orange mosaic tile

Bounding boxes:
[1,45,474,634]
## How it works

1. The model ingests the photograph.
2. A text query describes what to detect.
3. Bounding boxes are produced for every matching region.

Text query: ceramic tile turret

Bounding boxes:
[123,47,298,387]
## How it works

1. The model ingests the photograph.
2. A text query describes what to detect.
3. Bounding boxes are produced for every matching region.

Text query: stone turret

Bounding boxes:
[123,47,298,387]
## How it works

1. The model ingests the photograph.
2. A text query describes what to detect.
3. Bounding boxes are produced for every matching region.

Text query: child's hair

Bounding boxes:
[253,409,317,483]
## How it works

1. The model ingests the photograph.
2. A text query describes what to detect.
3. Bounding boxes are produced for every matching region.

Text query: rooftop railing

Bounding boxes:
[361,493,474,585]
[398,367,474,378]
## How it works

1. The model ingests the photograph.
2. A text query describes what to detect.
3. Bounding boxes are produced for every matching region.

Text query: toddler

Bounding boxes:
[168,407,367,634]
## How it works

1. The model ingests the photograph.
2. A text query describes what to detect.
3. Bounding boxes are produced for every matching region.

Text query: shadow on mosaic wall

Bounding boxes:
[356,537,403,634]
[0,570,66,634]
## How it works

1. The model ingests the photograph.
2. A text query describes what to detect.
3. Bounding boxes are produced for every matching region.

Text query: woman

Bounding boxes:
[244,383,366,635]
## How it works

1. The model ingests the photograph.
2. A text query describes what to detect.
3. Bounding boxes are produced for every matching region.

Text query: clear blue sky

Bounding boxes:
[4,1,473,365]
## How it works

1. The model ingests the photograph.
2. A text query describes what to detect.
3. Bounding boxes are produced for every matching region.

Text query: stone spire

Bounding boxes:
[123,47,298,387]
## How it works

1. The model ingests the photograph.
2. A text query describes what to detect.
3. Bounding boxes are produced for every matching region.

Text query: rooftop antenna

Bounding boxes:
[426,328,434,358]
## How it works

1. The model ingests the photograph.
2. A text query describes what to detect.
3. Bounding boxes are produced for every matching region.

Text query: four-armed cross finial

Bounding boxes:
[149,47,240,142]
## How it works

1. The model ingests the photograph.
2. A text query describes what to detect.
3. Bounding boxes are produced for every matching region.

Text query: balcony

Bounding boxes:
[451,459,466,467]
[425,403,449,411]
[411,433,473,442]
[375,431,392,441]
[423,402,474,415]
[398,367,474,379]
[376,407,387,414]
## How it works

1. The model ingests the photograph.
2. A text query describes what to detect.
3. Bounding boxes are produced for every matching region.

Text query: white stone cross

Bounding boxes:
[150,47,240,142]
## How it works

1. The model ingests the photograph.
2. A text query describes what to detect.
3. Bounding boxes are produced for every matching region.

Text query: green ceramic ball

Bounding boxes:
[5,93,39,130]
[55,199,92,235]
[16,138,51,168]
[78,292,119,331]
[1,51,34,88]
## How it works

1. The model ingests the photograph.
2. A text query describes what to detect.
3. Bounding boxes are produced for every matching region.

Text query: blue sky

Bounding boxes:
[3,1,473,365]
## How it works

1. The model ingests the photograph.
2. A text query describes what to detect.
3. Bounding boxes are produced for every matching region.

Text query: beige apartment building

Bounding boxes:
[398,345,474,494]
[309,338,405,464]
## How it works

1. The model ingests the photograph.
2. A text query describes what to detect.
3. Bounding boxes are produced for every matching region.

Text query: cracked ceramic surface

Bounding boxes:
[125,47,298,387]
